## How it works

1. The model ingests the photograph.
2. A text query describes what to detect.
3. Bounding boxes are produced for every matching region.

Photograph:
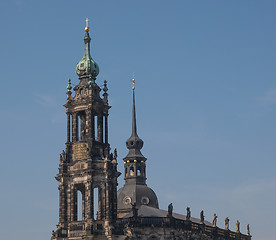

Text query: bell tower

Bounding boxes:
[52,21,120,240]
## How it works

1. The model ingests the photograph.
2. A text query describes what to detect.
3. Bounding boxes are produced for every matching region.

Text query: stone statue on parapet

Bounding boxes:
[60,150,66,163]
[212,213,217,227]
[168,203,173,217]
[186,207,191,220]
[225,217,229,230]
[247,224,250,236]
[200,210,204,224]
[236,220,240,233]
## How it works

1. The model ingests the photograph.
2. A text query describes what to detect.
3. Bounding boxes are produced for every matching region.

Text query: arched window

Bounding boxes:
[77,111,86,141]
[130,166,135,176]
[77,190,83,221]
[93,187,99,220]
[137,166,141,176]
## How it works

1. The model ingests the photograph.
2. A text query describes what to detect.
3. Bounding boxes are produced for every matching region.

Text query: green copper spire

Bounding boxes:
[75,23,99,80]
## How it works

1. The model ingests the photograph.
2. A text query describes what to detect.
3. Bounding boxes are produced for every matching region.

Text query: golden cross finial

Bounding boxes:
[86,18,90,27]
[131,73,135,90]
[85,18,90,32]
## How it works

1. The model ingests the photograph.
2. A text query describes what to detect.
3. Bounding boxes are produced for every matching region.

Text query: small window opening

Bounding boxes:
[77,115,81,141]
[77,111,86,141]
[130,167,135,176]
[77,190,83,221]
[94,188,99,220]
[95,115,98,140]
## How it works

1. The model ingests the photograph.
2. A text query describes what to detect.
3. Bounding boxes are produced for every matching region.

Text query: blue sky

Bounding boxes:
[0,1,275,239]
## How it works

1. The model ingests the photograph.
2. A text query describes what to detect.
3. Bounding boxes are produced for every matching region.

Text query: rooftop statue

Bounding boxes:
[212,214,217,227]
[200,210,205,224]
[236,220,240,233]
[225,217,229,230]
[247,224,251,236]
[168,203,173,217]
[186,207,191,221]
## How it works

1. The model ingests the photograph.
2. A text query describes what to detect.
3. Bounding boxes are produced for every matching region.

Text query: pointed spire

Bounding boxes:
[125,76,144,158]
[131,75,138,138]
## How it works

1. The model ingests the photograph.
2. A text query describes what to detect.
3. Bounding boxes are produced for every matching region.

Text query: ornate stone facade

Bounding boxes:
[51,26,251,240]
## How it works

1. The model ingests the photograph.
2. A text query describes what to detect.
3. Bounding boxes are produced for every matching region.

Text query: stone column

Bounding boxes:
[82,190,85,220]
[85,182,92,220]
[72,113,78,142]
[67,186,71,222]
[91,111,95,140]
[85,110,91,141]
[80,114,86,141]
[104,115,108,144]
[98,187,103,220]
[71,185,77,221]
[91,187,95,220]
[59,184,64,223]
[105,182,110,220]
[67,113,71,143]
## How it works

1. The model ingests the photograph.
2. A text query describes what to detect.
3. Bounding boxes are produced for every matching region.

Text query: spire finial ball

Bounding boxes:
[85,26,90,32]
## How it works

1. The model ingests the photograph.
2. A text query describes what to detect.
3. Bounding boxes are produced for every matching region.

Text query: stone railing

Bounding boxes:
[115,217,251,240]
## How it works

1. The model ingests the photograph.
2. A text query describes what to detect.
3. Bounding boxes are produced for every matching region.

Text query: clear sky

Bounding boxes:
[0,1,275,239]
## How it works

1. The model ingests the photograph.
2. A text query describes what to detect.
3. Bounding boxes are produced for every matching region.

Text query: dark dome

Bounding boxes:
[117,184,159,211]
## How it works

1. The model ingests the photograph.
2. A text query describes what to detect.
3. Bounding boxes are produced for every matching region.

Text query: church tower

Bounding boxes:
[117,78,159,217]
[52,22,120,240]
[51,23,251,240]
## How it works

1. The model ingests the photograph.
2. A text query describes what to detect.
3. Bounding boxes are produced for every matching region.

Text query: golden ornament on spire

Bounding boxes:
[131,73,135,90]
[85,18,90,32]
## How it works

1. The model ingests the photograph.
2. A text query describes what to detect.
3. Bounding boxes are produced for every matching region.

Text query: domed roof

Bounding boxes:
[75,30,99,79]
[117,184,159,212]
